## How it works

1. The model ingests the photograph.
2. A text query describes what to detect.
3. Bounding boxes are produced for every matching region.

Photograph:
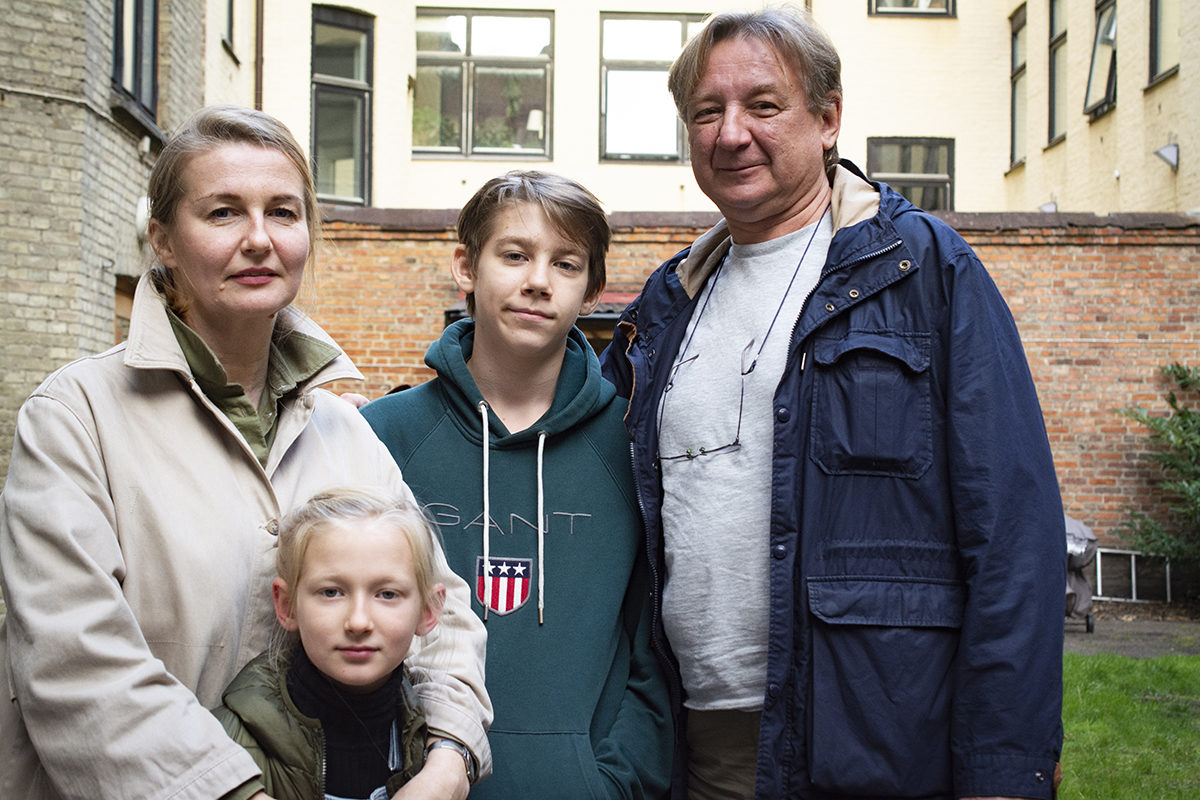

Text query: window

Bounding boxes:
[312,7,373,205]
[867,137,954,211]
[112,0,158,128]
[600,14,705,162]
[1083,0,1116,117]
[1010,5,1027,166]
[869,0,954,16]
[222,0,235,57]
[1048,0,1067,143]
[413,9,552,158]
[1150,0,1179,83]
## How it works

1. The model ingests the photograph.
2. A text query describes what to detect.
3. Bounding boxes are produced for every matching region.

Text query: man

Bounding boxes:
[601,8,1064,800]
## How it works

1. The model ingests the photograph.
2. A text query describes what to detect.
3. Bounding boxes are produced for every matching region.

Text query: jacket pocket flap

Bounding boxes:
[812,332,931,372]
[808,577,963,628]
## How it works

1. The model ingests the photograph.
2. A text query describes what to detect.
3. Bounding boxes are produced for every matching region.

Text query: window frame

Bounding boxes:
[311,5,374,206]
[413,8,554,160]
[868,0,955,17]
[598,12,705,163]
[1149,0,1179,85]
[1010,5,1027,168]
[111,0,160,136]
[1047,0,1067,145]
[866,137,955,212]
[222,0,237,61]
[1083,0,1117,119]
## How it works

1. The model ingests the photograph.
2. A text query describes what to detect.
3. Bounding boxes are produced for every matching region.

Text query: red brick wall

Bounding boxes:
[305,208,1200,548]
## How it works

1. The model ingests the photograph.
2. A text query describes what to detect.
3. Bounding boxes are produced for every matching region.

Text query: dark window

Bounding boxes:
[1150,0,1179,83]
[869,0,954,16]
[600,14,705,162]
[111,0,158,129]
[1083,0,1116,118]
[1048,0,1067,143]
[413,9,552,158]
[1011,5,1027,166]
[867,137,954,211]
[312,6,373,205]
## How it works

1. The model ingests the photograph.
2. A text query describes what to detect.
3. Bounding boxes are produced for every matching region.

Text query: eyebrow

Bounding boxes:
[195,192,303,205]
[493,234,587,258]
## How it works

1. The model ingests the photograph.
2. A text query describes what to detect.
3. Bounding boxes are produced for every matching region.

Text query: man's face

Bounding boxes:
[685,35,841,243]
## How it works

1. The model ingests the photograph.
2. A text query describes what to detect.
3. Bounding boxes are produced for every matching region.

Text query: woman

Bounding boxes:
[0,106,489,800]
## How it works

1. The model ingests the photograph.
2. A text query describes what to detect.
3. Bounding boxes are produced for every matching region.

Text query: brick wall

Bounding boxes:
[308,207,1200,549]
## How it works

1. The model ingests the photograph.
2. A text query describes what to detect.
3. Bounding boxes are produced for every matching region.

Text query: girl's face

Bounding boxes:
[148,142,310,341]
[273,519,443,693]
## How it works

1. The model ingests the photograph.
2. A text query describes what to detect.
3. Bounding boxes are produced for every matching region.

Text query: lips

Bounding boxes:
[337,646,379,661]
[230,268,279,285]
[510,306,552,321]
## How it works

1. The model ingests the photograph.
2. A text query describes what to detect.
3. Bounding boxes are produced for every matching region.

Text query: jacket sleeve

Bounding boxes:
[591,544,674,799]
[941,245,1064,798]
[373,441,495,779]
[0,394,261,799]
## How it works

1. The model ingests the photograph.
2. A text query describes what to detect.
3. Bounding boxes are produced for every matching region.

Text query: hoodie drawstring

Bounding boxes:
[536,430,546,625]
[477,400,548,625]
[478,401,491,621]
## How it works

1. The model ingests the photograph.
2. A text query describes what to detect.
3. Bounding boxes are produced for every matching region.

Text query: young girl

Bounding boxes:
[213,487,447,800]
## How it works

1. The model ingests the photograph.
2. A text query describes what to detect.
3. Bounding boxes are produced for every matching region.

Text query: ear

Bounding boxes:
[416,583,446,636]
[579,279,605,317]
[449,244,476,294]
[272,578,299,632]
[147,219,176,270]
[819,92,843,151]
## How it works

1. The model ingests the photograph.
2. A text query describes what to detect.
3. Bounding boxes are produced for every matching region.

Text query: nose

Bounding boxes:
[716,108,751,149]
[344,595,373,634]
[522,258,552,295]
[242,213,272,253]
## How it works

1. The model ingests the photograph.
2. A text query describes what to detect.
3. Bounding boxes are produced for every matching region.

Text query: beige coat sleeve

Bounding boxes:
[0,394,261,799]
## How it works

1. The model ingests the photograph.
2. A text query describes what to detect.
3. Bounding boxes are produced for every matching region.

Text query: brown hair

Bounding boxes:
[146,105,319,312]
[456,170,610,316]
[668,5,843,170]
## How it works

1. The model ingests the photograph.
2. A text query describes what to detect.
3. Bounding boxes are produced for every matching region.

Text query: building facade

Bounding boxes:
[1,0,1198,577]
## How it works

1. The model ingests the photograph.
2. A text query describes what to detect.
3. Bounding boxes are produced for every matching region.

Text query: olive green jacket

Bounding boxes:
[213,653,428,800]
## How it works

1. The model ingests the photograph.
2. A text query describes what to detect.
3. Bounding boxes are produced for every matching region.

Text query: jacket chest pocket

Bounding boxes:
[808,331,933,479]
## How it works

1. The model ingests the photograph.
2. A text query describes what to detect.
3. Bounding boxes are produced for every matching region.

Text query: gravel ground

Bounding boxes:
[1065,599,1200,658]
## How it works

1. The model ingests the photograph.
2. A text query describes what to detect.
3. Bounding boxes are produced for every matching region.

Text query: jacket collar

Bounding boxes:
[674,162,881,299]
[122,272,363,390]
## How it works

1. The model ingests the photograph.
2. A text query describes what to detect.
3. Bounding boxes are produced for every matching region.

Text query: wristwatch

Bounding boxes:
[424,737,478,784]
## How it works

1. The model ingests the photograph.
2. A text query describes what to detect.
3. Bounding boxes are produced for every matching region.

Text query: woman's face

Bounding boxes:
[148,142,309,338]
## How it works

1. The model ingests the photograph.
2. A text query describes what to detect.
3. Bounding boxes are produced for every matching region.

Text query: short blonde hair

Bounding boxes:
[270,487,444,662]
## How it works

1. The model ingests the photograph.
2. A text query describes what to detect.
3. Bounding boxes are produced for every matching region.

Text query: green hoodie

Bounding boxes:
[362,320,672,799]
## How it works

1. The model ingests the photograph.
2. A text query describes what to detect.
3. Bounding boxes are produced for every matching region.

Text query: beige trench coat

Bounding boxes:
[0,275,491,799]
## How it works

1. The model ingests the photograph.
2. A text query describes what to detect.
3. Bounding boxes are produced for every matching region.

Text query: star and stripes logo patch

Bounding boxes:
[475,556,532,615]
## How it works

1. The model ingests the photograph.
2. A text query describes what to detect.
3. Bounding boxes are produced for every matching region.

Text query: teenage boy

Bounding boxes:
[362,171,673,799]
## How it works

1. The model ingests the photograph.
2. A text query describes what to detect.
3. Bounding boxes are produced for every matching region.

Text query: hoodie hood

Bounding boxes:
[423,318,615,448]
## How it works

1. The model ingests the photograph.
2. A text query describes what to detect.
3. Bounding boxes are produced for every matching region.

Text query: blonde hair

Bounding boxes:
[147,104,320,314]
[271,487,444,662]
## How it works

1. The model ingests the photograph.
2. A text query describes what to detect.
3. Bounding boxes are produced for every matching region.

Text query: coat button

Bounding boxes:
[772,544,787,559]
[1035,771,1046,783]
[899,259,912,271]
[824,302,835,312]
[848,289,860,299]
[776,406,790,422]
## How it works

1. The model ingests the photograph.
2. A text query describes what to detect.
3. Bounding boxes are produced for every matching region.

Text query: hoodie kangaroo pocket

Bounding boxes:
[482,729,608,800]
[809,331,933,479]
[806,577,962,797]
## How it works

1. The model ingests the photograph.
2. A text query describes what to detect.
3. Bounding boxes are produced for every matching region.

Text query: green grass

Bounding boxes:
[1060,653,1200,799]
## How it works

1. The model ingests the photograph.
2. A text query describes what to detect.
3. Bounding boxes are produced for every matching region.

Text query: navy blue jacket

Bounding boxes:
[600,163,1064,800]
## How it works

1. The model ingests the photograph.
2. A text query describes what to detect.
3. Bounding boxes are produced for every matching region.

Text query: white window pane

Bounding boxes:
[606,70,677,156]
[603,19,682,61]
[472,16,550,58]
[1156,0,1180,74]
[416,15,466,53]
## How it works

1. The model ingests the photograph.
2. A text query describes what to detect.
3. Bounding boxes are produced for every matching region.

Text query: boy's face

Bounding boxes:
[452,202,602,364]
[273,520,442,693]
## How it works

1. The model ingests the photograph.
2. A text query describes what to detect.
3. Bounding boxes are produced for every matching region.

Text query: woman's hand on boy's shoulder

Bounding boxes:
[391,745,470,800]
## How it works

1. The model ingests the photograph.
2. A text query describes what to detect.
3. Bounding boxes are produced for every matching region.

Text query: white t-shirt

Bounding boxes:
[658,214,832,711]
